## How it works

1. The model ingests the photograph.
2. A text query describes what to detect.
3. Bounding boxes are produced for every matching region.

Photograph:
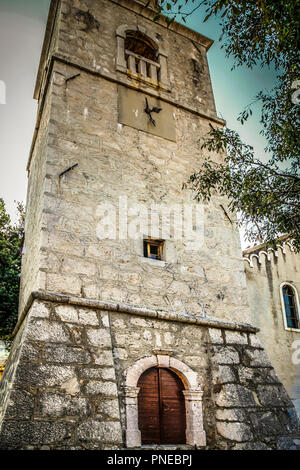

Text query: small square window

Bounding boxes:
[143,239,164,261]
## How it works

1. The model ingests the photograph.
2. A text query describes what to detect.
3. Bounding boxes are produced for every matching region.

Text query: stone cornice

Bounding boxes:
[13,289,259,337]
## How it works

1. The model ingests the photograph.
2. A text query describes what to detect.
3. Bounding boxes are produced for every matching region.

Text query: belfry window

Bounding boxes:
[116,25,170,89]
[281,284,300,330]
[125,31,158,62]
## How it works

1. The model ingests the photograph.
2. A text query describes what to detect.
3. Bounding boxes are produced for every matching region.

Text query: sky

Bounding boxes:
[0,0,50,220]
[0,0,278,247]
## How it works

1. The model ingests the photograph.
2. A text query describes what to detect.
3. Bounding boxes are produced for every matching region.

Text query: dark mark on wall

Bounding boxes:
[59,163,79,179]
[66,73,80,83]
[220,204,233,225]
[75,10,100,32]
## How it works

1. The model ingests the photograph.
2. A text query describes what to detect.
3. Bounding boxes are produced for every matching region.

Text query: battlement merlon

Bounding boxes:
[243,235,295,269]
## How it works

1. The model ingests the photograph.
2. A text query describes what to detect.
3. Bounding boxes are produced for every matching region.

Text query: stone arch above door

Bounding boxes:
[123,351,206,448]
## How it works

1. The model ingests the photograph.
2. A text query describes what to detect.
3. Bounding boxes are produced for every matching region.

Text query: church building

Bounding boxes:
[0,0,299,450]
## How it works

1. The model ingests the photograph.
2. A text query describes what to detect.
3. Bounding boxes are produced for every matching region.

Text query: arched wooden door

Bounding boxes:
[137,367,186,444]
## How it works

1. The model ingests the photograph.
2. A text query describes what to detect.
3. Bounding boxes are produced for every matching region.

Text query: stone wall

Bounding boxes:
[110,308,299,449]
[0,297,299,449]
[0,299,122,450]
[244,241,300,416]
[18,87,51,315]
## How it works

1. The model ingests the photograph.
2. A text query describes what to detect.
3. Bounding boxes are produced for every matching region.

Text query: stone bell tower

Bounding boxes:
[0,0,299,450]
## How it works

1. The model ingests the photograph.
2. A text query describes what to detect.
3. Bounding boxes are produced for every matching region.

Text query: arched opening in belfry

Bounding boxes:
[125,30,158,62]
[124,30,160,79]
[137,367,186,445]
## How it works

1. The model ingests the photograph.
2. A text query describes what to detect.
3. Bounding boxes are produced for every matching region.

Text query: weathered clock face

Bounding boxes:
[118,85,176,142]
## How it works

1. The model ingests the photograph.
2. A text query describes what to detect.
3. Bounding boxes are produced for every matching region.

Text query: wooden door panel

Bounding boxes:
[138,368,160,444]
[159,368,186,444]
[138,367,186,445]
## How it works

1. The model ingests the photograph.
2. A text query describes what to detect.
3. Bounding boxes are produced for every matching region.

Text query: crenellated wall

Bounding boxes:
[243,239,300,416]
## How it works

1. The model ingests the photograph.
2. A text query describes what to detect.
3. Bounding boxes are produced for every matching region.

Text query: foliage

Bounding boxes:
[184,125,300,250]
[154,0,299,69]
[0,199,24,347]
[152,0,300,249]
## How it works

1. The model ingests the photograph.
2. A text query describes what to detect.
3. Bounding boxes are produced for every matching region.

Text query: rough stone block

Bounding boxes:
[39,392,89,417]
[248,334,263,349]
[80,309,100,325]
[30,302,50,319]
[0,421,70,449]
[213,346,240,365]
[95,399,120,419]
[225,331,248,345]
[15,364,76,388]
[101,313,110,327]
[62,258,97,277]
[250,411,283,436]
[60,376,81,395]
[56,305,79,323]
[216,408,246,422]
[113,348,128,360]
[26,319,70,344]
[217,422,253,442]
[47,273,81,296]
[18,343,40,363]
[85,380,118,396]
[233,441,272,450]
[256,385,293,408]
[242,348,272,367]
[5,390,35,420]
[214,365,236,384]
[77,420,122,443]
[208,328,223,344]
[93,350,114,366]
[277,408,300,434]
[216,384,257,408]
[86,329,112,348]
[239,367,280,386]
[43,344,92,364]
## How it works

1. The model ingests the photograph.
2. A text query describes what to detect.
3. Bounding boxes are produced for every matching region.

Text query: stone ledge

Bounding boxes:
[13,290,260,338]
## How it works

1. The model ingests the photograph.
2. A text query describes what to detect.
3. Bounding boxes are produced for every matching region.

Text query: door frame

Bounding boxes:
[124,352,206,448]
